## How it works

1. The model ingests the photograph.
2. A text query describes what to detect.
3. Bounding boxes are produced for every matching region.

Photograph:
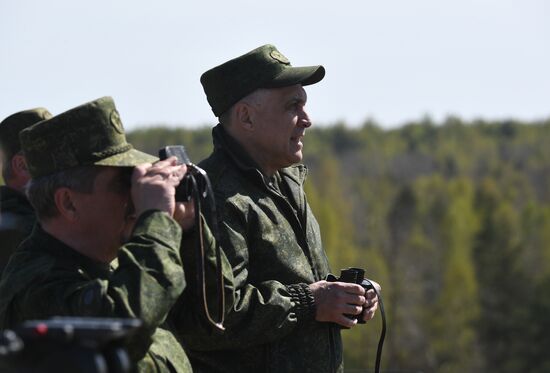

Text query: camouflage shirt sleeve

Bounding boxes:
[8,210,185,360]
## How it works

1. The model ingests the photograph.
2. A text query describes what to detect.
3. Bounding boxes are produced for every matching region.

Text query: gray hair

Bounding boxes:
[26,166,102,220]
[219,89,270,127]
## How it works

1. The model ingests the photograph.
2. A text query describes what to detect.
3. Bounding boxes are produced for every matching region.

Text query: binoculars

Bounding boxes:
[327,267,375,324]
[159,145,208,202]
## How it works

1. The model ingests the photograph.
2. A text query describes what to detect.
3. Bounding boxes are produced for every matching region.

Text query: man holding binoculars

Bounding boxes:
[180,44,381,373]
[0,97,195,372]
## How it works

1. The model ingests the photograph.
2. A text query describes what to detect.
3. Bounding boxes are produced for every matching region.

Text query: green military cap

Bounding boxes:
[200,44,325,117]
[0,108,52,160]
[20,96,157,178]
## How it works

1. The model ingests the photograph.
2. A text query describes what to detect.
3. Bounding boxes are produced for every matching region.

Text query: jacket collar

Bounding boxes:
[212,124,263,175]
[29,224,112,277]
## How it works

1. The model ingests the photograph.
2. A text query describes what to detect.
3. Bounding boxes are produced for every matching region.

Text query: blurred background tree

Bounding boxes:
[128,117,550,372]
[3,117,548,372]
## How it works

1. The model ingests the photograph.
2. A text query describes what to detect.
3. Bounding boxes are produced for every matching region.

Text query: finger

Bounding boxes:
[172,164,187,181]
[181,200,194,214]
[147,164,183,177]
[133,163,152,179]
[362,299,379,315]
[145,159,179,177]
[363,299,378,311]
[167,164,187,178]
[362,307,377,322]
[143,165,185,184]
[364,297,378,309]
[339,293,366,306]
[174,202,196,231]
[174,202,192,218]
[332,282,366,295]
[152,156,179,168]
[173,203,187,217]
[365,290,378,304]
[334,314,358,328]
[165,170,185,187]
[176,201,195,217]
[341,304,364,316]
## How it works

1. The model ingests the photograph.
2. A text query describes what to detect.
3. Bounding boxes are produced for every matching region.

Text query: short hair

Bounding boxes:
[218,89,269,127]
[218,107,233,127]
[26,166,102,220]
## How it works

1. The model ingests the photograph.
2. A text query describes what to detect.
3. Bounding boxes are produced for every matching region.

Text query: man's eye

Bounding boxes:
[111,172,132,194]
[288,102,301,110]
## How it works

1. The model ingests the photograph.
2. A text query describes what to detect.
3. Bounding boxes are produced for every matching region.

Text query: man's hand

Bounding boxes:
[309,280,366,328]
[132,157,187,217]
[173,201,195,231]
[361,280,381,322]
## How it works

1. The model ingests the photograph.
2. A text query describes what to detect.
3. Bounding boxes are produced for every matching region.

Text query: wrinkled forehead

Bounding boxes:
[266,84,308,104]
[292,85,308,102]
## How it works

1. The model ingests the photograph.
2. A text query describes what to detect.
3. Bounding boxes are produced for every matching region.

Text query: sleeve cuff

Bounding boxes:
[286,283,316,324]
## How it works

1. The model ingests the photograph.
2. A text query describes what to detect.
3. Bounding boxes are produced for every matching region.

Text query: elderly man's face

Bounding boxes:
[248,84,312,176]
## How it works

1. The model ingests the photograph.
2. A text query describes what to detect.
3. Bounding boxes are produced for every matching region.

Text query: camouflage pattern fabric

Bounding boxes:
[0,107,52,160]
[0,210,192,372]
[170,214,235,340]
[0,186,35,274]
[179,125,343,373]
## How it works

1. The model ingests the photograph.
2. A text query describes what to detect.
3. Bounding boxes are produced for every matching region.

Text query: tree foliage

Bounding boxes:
[0,117,545,371]
[126,118,550,372]
[2,118,545,372]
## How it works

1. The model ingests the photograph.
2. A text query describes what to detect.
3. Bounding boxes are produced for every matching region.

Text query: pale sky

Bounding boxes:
[1,0,548,129]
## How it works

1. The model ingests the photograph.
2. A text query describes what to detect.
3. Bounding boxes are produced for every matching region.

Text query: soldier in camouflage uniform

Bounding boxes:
[179,45,380,372]
[0,108,52,273]
[0,97,193,372]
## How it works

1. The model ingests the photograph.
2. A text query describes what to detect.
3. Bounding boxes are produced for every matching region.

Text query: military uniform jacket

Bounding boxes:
[0,210,191,372]
[183,125,343,373]
[0,186,35,273]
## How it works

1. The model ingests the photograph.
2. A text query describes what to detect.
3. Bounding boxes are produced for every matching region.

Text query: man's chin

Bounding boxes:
[288,152,303,166]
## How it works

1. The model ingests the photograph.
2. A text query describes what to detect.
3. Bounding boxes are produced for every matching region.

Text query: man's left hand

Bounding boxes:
[173,201,195,231]
[362,280,381,322]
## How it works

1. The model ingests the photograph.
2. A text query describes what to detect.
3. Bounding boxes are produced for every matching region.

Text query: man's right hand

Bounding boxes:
[131,157,187,217]
[308,280,366,328]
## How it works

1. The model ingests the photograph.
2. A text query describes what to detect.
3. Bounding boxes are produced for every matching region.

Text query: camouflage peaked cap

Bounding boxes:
[0,108,52,160]
[20,96,157,178]
[200,44,325,117]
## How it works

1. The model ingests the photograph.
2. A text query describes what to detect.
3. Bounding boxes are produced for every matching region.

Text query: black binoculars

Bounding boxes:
[327,267,375,324]
[159,145,208,202]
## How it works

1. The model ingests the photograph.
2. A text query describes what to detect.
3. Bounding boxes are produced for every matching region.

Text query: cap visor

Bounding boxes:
[264,65,325,88]
[94,148,158,167]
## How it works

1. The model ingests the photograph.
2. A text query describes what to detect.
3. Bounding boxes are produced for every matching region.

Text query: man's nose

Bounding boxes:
[298,111,312,128]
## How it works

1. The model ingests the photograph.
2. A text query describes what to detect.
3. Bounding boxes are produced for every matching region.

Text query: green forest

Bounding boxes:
[2,117,548,372]
[127,117,550,373]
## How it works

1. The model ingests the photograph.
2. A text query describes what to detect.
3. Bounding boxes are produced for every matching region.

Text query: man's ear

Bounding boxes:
[234,102,254,131]
[11,153,30,179]
[53,188,78,221]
